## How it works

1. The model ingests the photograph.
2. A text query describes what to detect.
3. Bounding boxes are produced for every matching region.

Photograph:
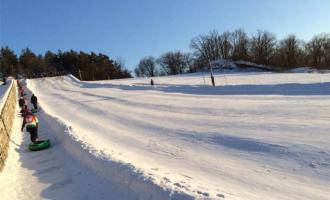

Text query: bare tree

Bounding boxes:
[190,32,217,64]
[220,31,232,59]
[306,35,325,67]
[134,66,145,77]
[250,30,276,65]
[277,34,303,67]
[190,30,233,65]
[306,34,330,67]
[324,35,330,66]
[135,56,158,77]
[157,51,189,75]
[231,29,249,61]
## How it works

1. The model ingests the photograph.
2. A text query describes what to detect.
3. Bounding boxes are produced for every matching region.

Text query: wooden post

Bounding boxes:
[209,60,215,86]
[78,69,82,80]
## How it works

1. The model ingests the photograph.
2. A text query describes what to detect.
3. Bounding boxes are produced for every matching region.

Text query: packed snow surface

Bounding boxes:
[2,72,330,199]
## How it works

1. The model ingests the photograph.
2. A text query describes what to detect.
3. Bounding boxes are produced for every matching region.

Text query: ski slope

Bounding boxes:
[1,85,184,200]
[2,72,330,199]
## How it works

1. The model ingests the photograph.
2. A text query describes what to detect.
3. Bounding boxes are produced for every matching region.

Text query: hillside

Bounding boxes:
[1,72,330,200]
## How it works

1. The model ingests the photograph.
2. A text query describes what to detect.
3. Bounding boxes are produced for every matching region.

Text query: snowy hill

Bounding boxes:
[1,72,330,200]
[210,59,274,72]
[211,59,330,74]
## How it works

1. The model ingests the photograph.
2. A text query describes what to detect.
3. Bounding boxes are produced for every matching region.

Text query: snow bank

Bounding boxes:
[211,59,274,72]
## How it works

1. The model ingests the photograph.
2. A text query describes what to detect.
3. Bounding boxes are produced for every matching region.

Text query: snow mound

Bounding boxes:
[211,59,273,72]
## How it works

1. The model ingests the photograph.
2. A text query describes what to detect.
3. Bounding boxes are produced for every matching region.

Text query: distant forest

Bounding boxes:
[1,29,330,80]
[0,48,132,80]
[135,30,330,77]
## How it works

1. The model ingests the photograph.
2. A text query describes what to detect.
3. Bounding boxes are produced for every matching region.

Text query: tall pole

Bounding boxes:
[209,60,215,86]
[78,69,82,80]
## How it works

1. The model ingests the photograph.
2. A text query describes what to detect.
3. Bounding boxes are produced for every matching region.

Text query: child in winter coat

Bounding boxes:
[21,110,39,143]
[19,87,24,97]
[31,94,38,110]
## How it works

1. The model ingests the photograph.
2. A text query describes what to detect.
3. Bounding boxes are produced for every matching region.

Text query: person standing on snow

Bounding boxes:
[2,76,6,85]
[31,94,38,110]
[21,110,39,143]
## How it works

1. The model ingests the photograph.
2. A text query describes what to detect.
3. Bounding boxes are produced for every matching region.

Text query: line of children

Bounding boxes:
[18,83,40,143]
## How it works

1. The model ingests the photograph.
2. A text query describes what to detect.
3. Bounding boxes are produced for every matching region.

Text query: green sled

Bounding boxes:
[29,140,51,151]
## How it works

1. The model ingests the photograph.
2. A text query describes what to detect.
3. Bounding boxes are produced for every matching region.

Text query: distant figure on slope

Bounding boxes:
[21,110,39,143]
[31,94,38,110]
[2,76,6,85]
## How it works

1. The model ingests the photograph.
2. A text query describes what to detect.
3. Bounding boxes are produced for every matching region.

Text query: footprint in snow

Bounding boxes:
[196,190,209,197]
[36,157,57,164]
[49,178,73,190]
[35,165,61,175]
[217,193,225,198]
[161,177,171,184]
[181,174,193,179]
[174,183,189,191]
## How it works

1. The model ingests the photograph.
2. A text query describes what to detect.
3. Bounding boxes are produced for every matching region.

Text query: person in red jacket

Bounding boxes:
[21,110,39,143]
[19,87,24,97]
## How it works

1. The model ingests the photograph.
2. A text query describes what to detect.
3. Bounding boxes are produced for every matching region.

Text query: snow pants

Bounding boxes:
[33,102,38,110]
[28,127,38,143]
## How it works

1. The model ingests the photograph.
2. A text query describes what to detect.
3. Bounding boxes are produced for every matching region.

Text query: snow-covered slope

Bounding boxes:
[2,72,330,199]
[1,86,188,200]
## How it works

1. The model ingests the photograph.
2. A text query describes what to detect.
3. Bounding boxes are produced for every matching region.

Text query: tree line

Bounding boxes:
[0,47,132,80]
[1,29,329,80]
[134,29,330,77]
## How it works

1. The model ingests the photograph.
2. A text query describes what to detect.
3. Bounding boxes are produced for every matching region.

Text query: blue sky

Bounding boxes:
[1,0,330,70]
